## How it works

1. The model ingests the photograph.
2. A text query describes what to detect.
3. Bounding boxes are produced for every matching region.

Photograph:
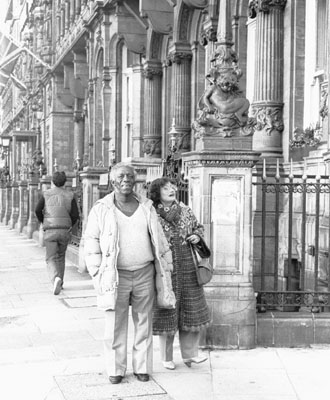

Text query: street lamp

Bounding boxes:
[0,137,11,148]
[0,136,11,181]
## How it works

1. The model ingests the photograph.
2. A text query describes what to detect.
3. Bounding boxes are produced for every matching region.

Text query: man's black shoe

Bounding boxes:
[109,375,123,384]
[134,373,149,382]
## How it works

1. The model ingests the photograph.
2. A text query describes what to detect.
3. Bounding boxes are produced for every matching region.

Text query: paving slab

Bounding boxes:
[0,345,56,365]
[54,372,173,400]
[211,369,296,398]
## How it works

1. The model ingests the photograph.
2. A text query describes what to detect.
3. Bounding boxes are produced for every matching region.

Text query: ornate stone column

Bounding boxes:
[102,67,111,166]
[9,181,19,229]
[143,60,162,158]
[167,43,192,152]
[37,177,51,246]
[4,182,12,225]
[70,0,75,22]
[16,180,28,233]
[249,0,287,156]
[65,0,70,33]
[75,0,81,15]
[78,167,107,273]
[73,99,85,161]
[60,3,65,37]
[25,178,39,239]
[185,0,259,349]
[0,182,6,223]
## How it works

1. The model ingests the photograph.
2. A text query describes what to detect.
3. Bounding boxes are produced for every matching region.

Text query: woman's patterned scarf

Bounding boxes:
[156,201,182,225]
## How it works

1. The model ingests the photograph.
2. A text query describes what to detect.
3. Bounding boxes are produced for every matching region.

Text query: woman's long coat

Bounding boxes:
[153,202,210,335]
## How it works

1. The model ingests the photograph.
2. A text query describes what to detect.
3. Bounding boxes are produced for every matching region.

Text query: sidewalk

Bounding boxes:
[0,224,330,400]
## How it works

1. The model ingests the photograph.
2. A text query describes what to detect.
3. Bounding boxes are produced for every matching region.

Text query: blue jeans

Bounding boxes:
[44,229,72,284]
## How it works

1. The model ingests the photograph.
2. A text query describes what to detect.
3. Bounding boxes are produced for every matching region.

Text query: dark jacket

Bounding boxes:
[35,186,79,229]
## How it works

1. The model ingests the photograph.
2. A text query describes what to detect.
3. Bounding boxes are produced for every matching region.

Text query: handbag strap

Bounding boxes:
[190,243,200,274]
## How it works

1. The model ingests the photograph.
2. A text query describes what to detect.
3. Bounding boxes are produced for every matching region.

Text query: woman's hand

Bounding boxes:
[186,234,200,244]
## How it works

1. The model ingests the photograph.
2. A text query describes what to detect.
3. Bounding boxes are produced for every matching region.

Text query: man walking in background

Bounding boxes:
[35,171,79,295]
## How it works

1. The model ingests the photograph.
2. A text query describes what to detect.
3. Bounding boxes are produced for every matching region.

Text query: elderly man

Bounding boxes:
[35,171,79,295]
[84,163,175,384]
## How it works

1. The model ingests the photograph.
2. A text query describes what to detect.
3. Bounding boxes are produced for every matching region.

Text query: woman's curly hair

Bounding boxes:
[148,177,174,206]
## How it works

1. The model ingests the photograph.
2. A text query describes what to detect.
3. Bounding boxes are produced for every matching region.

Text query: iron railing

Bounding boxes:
[253,167,330,312]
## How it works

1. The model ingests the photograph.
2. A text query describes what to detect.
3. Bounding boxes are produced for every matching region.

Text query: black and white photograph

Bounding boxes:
[0,1,329,399]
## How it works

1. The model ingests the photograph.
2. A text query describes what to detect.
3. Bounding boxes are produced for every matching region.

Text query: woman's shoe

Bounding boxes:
[162,361,176,370]
[183,355,208,368]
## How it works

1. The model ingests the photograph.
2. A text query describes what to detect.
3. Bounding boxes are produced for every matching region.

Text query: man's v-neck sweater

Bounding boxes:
[116,205,154,271]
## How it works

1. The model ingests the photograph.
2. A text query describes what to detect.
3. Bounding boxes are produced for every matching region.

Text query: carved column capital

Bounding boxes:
[249,0,287,19]
[143,67,163,80]
[102,66,111,85]
[200,26,217,46]
[251,104,284,135]
[167,51,192,65]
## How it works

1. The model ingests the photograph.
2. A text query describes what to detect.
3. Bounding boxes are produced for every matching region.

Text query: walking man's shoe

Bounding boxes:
[109,376,123,384]
[134,373,149,382]
[53,277,62,295]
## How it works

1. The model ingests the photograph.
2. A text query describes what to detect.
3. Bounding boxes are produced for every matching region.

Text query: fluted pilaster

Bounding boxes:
[76,0,81,15]
[143,61,163,157]
[87,79,95,166]
[168,44,192,152]
[61,4,65,37]
[102,67,111,165]
[250,0,287,155]
[70,0,75,22]
[65,0,70,33]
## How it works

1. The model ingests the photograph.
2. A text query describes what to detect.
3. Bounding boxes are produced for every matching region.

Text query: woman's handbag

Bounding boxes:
[190,238,213,286]
[192,238,211,258]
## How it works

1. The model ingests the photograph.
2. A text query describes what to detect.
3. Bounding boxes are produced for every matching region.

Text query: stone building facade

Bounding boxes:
[0,0,329,348]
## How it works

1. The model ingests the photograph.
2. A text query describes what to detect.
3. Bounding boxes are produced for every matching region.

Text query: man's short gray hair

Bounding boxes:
[109,162,137,181]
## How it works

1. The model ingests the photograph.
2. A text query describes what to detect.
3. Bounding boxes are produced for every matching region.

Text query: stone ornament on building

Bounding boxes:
[193,66,250,137]
[143,138,161,157]
[186,159,258,168]
[320,85,328,120]
[192,0,251,139]
[200,26,217,46]
[251,105,284,136]
[167,52,192,66]
[249,0,287,18]
[143,67,163,80]
[289,124,323,149]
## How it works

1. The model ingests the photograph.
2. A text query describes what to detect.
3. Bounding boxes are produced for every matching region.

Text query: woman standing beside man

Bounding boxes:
[148,177,211,370]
